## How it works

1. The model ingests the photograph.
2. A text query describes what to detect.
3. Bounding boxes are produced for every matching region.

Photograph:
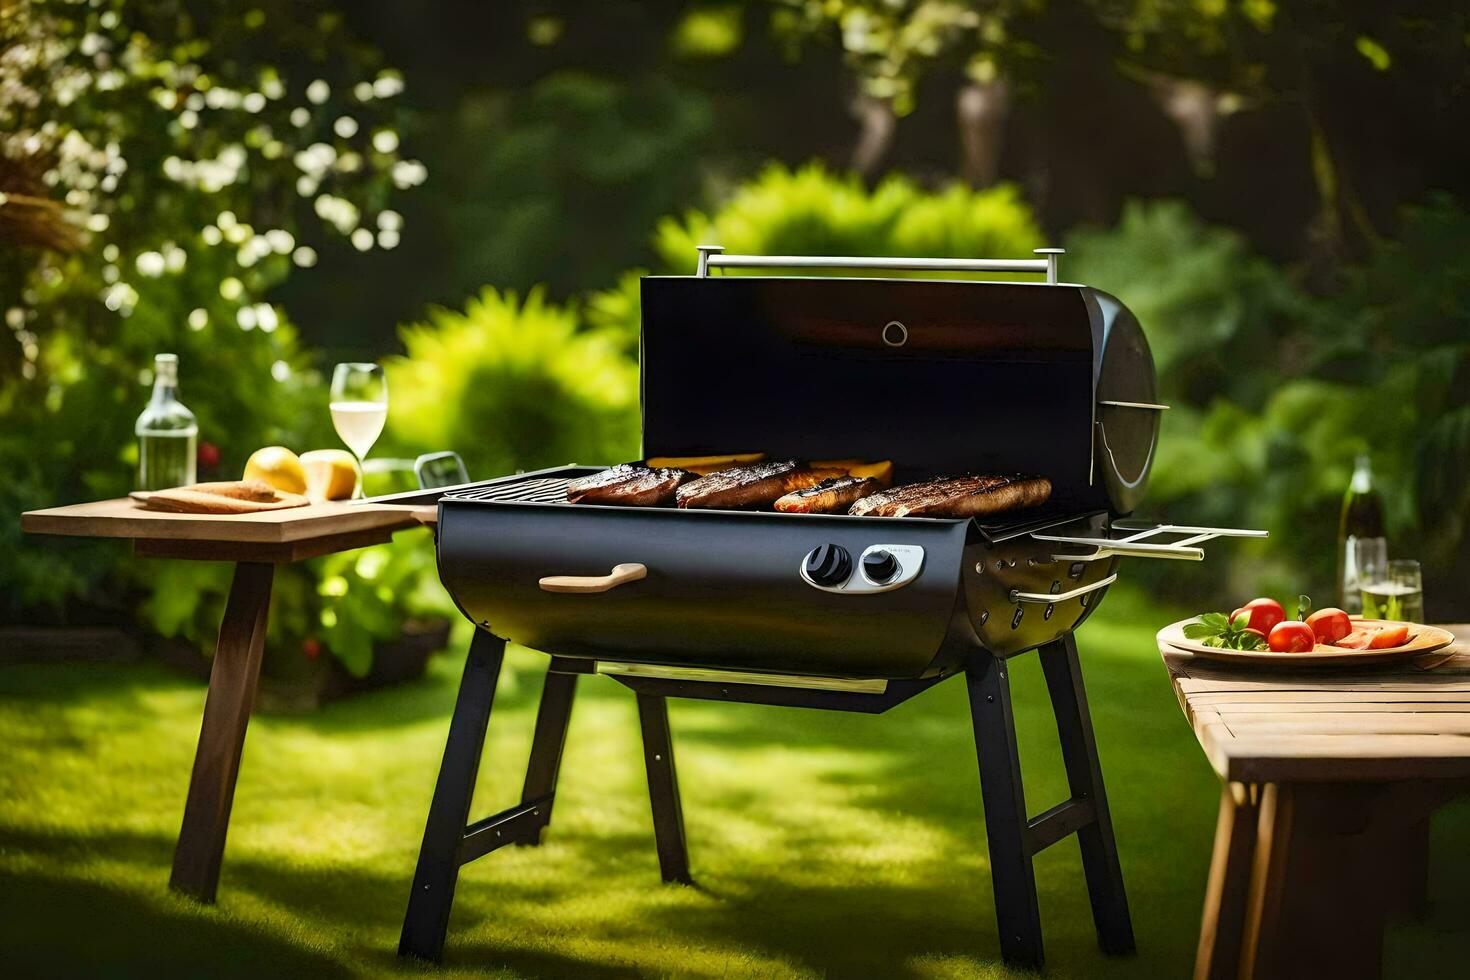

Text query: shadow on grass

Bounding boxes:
[0,866,354,979]
[0,808,1066,979]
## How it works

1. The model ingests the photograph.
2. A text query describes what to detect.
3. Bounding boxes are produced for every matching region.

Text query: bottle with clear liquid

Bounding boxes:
[1337,454,1386,613]
[135,353,198,490]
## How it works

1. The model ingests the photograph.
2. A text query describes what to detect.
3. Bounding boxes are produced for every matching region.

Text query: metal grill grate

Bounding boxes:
[444,475,572,504]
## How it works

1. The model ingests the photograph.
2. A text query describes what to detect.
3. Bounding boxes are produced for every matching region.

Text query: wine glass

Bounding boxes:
[330,363,387,498]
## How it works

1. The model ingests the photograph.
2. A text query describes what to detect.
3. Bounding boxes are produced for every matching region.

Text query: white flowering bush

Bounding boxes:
[0,0,424,631]
[1,0,423,379]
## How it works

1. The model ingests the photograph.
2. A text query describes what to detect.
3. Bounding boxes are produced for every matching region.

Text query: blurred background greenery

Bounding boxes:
[4,0,1468,683]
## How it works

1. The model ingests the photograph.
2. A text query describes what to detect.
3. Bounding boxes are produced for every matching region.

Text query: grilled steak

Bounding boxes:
[676,460,844,510]
[774,476,882,514]
[567,463,695,507]
[849,475,1052,519]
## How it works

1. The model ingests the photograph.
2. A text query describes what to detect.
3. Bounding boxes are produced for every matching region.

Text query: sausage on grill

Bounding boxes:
[567,464,695,507]
[774,476,882,514]
[849,475,1052,518]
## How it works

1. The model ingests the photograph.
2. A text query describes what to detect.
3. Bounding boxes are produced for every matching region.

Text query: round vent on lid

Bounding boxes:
[1091,290,1162,515]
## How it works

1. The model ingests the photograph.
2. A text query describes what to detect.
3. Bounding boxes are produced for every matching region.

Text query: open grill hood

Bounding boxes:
[640,274,1161,514]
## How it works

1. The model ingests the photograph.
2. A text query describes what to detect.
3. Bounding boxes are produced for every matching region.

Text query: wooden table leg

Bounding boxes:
[1241,783,1391,980]
[1195,782,1258,980]
[168,561,274,902]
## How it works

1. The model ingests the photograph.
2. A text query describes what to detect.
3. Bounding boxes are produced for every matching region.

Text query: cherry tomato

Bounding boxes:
[1230,598,1286,636]
[1268,621,1316,653]
[1367,624,1410,649]
[1334,628,1378,650]
[1305,607,1352,644]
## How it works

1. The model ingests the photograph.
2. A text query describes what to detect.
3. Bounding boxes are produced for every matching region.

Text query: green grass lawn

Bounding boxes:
[2,587,1467,978]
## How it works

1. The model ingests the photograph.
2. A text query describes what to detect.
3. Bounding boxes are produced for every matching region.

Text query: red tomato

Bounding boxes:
[1306,607,1352,644]
[1334,628,1378,650]
[1268,621,1316,653]
[1230,598,1286,636]
[1367,624,1411,649]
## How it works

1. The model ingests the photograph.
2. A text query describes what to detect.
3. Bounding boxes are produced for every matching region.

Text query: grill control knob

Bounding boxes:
[862,549,900,583]
[803,543,852,587]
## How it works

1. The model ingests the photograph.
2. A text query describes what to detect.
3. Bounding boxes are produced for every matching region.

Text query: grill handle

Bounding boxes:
[1011,573,1118,604]
[695,245,1063,284]
[539,563,648,594]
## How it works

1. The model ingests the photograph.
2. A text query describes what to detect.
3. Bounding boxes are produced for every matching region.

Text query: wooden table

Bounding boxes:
[20,496,429,903]
[1161,626,1470,980]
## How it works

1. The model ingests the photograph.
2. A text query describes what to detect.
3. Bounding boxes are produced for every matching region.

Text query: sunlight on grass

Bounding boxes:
[2,585,1467,978]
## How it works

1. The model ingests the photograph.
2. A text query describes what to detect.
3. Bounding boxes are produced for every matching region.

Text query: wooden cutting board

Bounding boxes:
[21,495,425,545]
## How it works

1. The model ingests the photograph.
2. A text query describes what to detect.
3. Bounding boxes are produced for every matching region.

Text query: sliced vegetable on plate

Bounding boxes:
[1367,624,1411,649]
[1306,606,1352,644]
[1189,593,1421,654]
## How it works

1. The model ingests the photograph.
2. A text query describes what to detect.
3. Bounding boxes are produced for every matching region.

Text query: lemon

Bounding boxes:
[300,449,359,501]
[243,446,307,495]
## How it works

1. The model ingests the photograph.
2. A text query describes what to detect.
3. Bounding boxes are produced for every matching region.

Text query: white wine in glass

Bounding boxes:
[330,362,387,497]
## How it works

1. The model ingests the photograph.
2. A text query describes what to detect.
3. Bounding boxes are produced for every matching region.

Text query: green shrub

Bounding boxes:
[1070,198,1470,611]
[380,287,641,479]
[654,162,1043,274]
[1068,201,1313,411]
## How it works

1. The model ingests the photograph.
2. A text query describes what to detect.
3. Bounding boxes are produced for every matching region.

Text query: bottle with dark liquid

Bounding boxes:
[1337,454,1386,613]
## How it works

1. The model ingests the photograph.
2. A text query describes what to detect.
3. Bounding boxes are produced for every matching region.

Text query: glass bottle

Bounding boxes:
[135,353,198,490]
[1337,454,1386,613]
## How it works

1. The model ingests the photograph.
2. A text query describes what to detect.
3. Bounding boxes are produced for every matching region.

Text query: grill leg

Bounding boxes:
[966,653,1045,970]
[517,667,578,846]
[636,693,693,885]
[399,629,505,962]
[1040,635,1135,955]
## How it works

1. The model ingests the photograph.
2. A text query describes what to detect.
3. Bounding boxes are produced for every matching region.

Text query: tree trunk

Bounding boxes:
[956,78,1011,188]
[850,92,896,178]
[1148,75,1220,178]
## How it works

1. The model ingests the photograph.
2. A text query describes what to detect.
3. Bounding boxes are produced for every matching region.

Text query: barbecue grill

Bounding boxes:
[384,247,1263,969]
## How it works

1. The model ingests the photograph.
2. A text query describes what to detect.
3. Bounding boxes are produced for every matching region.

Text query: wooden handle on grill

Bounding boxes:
[539,563,647,594]
[409,506,438,525]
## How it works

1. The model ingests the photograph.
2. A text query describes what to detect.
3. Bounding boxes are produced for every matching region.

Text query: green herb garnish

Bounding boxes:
[1184,611,1269,651]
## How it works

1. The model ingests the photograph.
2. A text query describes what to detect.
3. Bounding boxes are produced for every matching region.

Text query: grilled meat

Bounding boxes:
[567,463,695,507]
[849,475,1052,519]
[676,460,844,510]
[774,476,882,514]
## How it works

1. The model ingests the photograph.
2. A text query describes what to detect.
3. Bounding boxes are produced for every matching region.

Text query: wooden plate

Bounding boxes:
[1159,618,1455,668]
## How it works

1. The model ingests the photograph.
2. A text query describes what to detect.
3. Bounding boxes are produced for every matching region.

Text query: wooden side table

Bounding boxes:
[1160,626,1470,980]
[20,497,427,903]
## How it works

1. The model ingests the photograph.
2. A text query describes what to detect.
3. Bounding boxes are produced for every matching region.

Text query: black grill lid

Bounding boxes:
[639,273,1157,514]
